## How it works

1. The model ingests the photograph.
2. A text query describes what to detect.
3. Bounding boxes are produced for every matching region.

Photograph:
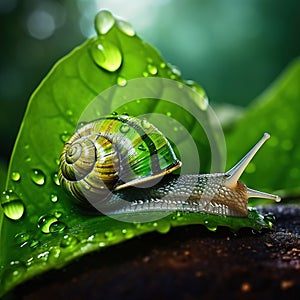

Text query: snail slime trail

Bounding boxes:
[58,115,280,217]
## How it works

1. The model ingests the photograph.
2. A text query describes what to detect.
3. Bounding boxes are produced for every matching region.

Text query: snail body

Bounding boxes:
[58,115,280,217]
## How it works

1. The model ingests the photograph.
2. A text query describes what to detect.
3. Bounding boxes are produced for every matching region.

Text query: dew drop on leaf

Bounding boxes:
[49,221,66,233]
[141,119,151,130]
[60,234,79,248]
[120,124,130,133]
[138,144,146,151]
[60,131,70,143]
[31,169,46,186]
[117,19,135,36]
[52,172,60,186]
[38,215,59,234]
[50,193,58,203]
[90,39,122,72]
[95,10,115,35]
[147,64,158,75]
[104,231,116,241]
[204,220,217,232]
[15,232,30,247]
[11,171,21,182]
[117,76,127,86]
[1,190,25,220]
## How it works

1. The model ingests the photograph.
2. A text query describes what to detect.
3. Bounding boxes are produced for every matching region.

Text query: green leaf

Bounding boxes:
[0,11,274,296]
[225,57,300,197]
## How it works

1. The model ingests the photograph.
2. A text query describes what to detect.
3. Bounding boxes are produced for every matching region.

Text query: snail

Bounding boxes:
[58,114,280,217]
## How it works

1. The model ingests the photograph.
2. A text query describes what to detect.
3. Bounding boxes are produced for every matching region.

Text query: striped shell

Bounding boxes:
[58,115,181,205]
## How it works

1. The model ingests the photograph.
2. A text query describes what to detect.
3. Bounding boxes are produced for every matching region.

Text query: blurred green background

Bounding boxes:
[0,0,299,164]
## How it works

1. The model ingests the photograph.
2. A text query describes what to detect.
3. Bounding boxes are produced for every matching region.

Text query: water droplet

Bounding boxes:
[141,119,151,130]
[186,80,209,111]
[95,10,115,35]
[147,64,158,75]
[53,173,60,186]
[160,62,166,69]
[99,241,106,248]
[11,171,21,182]
[169,64,181,77]
[156,220,171,234]
[204,220,217,232]
[1,190,25,220]
[38,215,58,234]
[142,71,149,77]
[120,124,130,133]
[48,246,61,263]
[29,239,40,248]
[15,232,30,247]
[117,76,127,86]
[117,19,135,36]
[2,261,26,287]
[138,144,146,151]
[104,231,116,241]
[25,156,31,163]
[50,193,58,203]
[49,221,66,233]
[121,228,135,239]
[166,112,172,117]
[111,111,118,116]
[60,234,79,248]
[66,109,73,117]
[54,211,62,218]
[60,131,70,143]
[31,169,45,185]
[24,144,30,150]
[90,38,122,72]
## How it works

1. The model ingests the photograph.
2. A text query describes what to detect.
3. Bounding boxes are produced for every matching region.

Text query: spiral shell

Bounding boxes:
[58,115,181,205]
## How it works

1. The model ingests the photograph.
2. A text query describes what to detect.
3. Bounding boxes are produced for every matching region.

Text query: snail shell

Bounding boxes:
[58,115,280,217]
[58,115,181,205]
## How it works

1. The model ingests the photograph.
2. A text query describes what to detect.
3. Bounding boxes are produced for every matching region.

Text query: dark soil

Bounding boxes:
[12,205,300,300]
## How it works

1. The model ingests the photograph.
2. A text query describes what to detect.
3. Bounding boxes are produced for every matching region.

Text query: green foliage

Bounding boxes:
[226,58,300,197]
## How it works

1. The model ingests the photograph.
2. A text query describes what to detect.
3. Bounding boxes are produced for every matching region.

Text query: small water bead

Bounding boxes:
[95,10,115,35]
[11,171,21,182]
[147,64,158,75]
[29,239,40,248]
[204,220,217,232]
[160,62,166,69]
[54,211,62,218]
[53,173,60,186]
[60,234,79,248]
[121,228,135,239]
[120,124,130,133]
[31,169,45,186]
[49,221,66,233]
[155,220,171,234]
[117,76,127,87]
[117,19,135,36]
[141,119,151,130]
[60,131,70,143]
[138,144,146,151]
[15,232,30,247]
[166,112,172,117]
[25,156,31,163]
[48,246,61,263]
[38,215,59,234]
[1,190,25,221]
[104,231,116,241]
[90,38,122,72]
[142,71,149,77]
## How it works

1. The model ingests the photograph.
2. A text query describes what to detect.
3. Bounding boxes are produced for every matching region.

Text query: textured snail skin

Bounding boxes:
[98,174,248,217]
